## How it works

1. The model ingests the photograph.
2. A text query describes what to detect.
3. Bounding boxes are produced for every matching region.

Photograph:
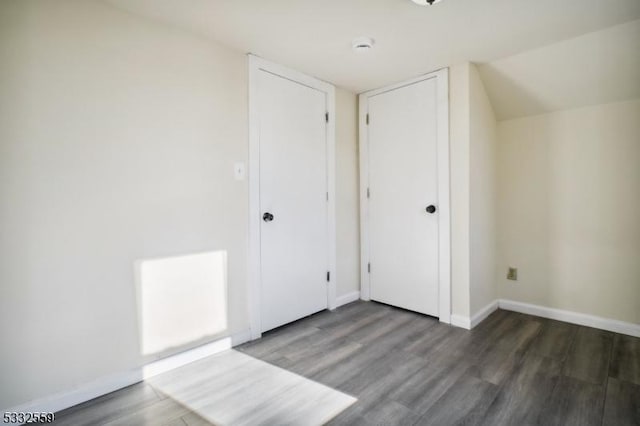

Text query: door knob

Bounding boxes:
[426,205,436,214]
[263,212,274,222]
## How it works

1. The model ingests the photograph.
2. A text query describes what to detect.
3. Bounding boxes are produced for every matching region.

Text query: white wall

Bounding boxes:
[449,63,471,318]
[497,99,640,324]
[469,65,498,315]
[479,19,640,120]
[0,0,249,410]
[449,62,499,320]
[455,59,639,327]
[335,89,360,297]
[0,0,360,411]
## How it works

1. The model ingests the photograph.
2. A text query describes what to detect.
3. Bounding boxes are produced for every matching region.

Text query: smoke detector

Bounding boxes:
[352,37,374,53]
[411,0,443,5]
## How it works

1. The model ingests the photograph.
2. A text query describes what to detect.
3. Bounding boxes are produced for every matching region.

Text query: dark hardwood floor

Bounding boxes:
[53,301,640,425]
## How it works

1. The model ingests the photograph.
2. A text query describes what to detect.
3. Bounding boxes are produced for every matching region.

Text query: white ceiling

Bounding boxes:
[479,19,640,120]
[106,0,640,94]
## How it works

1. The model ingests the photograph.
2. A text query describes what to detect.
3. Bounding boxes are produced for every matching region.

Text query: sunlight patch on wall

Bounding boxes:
[136,251,228,356]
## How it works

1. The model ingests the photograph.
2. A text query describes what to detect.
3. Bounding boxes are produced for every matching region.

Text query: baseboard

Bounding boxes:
[499,299,640,338]
[335,291,361,308]
[450,314,471,329]
[142,329,251,378]
[450,300,499,330]
[470,300,500,329]
[450,299,640,338]
[5,368,144,418]
[4,329,251,416]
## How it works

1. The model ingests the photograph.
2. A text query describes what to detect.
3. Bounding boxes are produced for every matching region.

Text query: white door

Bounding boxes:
[366,78,439,316]
[257,69,329,332]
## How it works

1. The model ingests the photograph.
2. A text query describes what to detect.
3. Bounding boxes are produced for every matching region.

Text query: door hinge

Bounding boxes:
[326,192,329,201]
[325,112,329,123]
[367,262,371,273]
[367,187,370,198]
[326,271,330,282]
[366,113,369,125]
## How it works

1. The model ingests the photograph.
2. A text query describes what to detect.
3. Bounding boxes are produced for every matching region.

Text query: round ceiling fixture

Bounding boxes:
[411,0,443,5]
[352,36,374,53]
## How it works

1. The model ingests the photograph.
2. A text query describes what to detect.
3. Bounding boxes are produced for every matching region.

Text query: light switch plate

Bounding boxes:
[234,162,245,181]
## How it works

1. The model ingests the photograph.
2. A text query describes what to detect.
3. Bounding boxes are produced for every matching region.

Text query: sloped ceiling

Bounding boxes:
[478,19,640,120]
[106,0,640,96]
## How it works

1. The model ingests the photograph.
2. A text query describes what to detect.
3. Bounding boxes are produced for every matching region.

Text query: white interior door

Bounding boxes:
[367,78,439,316]
[258,70,329,332]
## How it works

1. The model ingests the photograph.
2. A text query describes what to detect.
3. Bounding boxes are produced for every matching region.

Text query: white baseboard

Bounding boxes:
[5,329,251,416]
[335,291,361,308]
[449,298,640,338]
[471,300,500,329]
[142,329,251,378]
[450,314,471,329]
[450,299,500,330]
[5,368,144,418]
[499,299,640,338]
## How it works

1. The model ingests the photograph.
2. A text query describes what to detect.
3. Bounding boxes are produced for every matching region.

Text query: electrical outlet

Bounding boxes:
[507,267,518,281]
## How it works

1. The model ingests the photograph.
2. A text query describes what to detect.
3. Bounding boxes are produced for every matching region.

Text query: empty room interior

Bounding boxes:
[1,0,640,425]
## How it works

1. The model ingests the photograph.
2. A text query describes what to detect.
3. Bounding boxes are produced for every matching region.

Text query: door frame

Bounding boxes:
[358,68,451,324]
[248,54,337,340]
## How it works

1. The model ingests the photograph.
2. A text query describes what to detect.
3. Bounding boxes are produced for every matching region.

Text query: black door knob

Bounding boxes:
[426,205,436,214]
[263,212,274,222]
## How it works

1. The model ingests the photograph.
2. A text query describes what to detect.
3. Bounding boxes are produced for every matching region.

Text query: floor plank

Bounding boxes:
[53,383,161,426]
[536,376,605,426]
[361,400,419,426]
[180,412,213,426]
[387,349,471,416]
[102,397,190,426]
[528,318,578,360]
[602,377,640,426]
[479,352,561,426]
[469,317,542,385]
[609,334,640,385]
[414,373,499,426]
[563,327,614,385]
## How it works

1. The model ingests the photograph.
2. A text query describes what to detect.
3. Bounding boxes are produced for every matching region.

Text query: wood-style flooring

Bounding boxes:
[53,301,640,425]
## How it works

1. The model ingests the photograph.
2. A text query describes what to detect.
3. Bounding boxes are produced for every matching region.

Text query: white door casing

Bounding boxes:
[359,69,451,324]
[249,55,337,338]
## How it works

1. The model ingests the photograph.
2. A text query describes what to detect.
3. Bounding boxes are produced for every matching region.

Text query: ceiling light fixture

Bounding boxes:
[411,0,443,5]
[352,36,374,53]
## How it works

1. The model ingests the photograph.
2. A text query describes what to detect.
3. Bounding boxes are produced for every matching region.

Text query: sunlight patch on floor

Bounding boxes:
[146,349,357,426]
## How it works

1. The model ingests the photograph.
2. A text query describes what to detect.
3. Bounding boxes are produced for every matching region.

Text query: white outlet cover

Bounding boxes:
[233,162,245,181]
